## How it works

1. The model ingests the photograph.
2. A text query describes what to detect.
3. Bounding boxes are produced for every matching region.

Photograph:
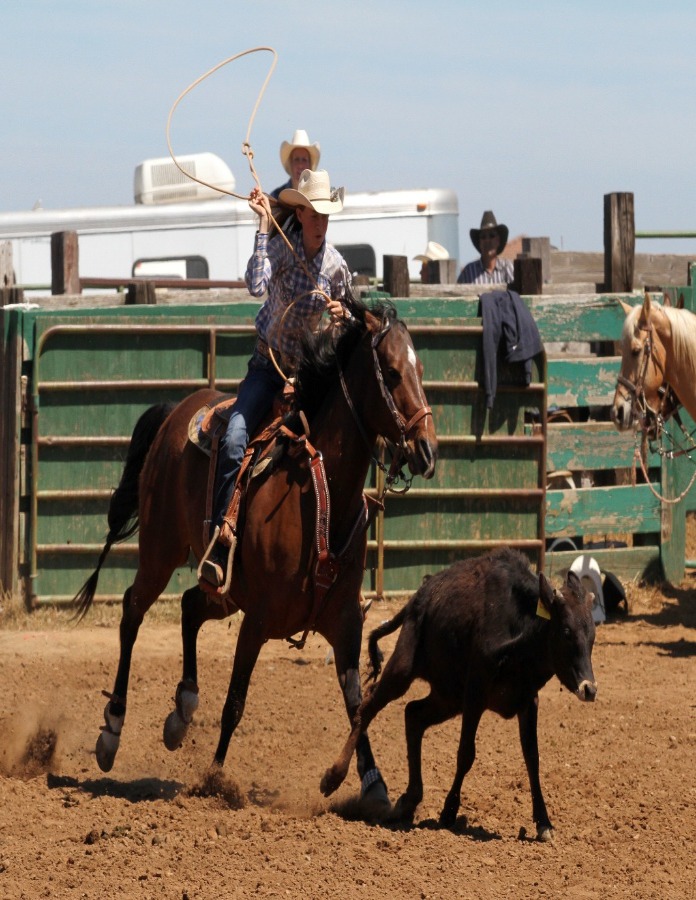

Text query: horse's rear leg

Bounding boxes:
[211,612,264,768]
[163,585,233,751]
[95,571,170,772]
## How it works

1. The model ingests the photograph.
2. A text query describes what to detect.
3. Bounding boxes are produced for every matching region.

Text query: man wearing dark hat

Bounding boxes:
[457,211,514,285]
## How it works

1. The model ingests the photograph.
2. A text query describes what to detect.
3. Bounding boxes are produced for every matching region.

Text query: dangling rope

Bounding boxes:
[165,46,338,384]
[634,432,696,506]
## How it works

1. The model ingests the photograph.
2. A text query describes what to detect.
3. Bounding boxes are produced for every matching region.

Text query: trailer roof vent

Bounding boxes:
[134,153,235,205]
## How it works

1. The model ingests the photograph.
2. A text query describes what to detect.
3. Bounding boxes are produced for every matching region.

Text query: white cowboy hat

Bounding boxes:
[279,129,321,175]
[278,169,344,214]
[569,555,606,624]
[413,241,450,263]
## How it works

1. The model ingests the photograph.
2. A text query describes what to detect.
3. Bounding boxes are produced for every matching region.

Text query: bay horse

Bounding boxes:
[611,292,696,434]
[72,297,437,808]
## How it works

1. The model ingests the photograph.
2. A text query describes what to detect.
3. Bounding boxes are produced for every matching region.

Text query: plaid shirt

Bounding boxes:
[245,230,352,367]
[457,257,514,285]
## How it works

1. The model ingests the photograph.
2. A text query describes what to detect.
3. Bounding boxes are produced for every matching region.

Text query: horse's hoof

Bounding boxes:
[439,796,459,829]
[177,685,199,723]
[320,766,343,797]
[536,825,554,843]
[360,770,391,821]
[163,709,189,751]
[95,730,119,772]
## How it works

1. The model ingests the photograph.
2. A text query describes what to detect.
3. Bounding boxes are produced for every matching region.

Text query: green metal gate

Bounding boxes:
[2,298,546,605]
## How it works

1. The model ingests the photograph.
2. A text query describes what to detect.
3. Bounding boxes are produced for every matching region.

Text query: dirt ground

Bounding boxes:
[1,535,695,900]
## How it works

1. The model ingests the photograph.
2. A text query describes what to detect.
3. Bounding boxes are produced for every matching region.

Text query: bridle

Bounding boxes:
[615,321,668,437]
[616,318,696,503]
[338,314,432,495]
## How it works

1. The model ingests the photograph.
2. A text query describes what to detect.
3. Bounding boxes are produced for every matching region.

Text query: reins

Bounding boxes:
[337,315,432,499]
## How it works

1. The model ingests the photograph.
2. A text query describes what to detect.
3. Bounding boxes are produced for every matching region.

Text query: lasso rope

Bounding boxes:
[165,45,336,383]
[165,46,277,200]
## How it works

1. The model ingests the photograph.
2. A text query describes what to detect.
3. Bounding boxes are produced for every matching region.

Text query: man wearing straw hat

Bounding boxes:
[270,128,321,198]
[200,169,352,589]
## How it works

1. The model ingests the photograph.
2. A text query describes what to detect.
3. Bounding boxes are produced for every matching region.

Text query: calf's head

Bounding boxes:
[538,570,597,702]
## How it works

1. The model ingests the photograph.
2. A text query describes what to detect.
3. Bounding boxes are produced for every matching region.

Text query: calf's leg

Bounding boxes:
[439,703,483,827]
[394,692,455,823]
[518,695,553,841]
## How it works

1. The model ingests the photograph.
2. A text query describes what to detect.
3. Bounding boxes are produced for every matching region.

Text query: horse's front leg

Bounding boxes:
[163,585,233,751]
[330,610,391,816]
[211,611,264,768]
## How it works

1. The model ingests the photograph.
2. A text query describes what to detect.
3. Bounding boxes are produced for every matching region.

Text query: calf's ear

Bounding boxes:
[538,573,555,615]
[566,570,582,593]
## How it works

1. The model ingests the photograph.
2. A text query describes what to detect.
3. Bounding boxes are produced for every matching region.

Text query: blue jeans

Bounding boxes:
[213,348,285,529]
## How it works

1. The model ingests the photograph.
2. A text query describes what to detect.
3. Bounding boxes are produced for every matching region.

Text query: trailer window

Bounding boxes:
[132,255,209,279]
[334,244,376,278]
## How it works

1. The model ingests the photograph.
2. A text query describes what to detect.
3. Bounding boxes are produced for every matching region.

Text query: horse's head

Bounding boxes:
[361,305,438,480]
[611,293,670,433]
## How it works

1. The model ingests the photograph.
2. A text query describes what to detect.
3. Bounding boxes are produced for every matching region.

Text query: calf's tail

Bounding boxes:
[71,401,177,621]
[367,605,409,681]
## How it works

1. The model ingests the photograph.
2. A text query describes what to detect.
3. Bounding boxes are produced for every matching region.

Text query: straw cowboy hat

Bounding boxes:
[279,129,321,175]
[278,169,344,215]
[569,554,606,625]
[470,210,509,254]
[413,241,450,263]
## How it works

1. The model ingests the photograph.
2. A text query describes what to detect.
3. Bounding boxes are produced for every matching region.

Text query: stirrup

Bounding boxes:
[197,526,236,597]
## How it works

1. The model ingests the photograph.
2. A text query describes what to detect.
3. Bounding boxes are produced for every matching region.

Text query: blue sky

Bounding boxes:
[3,0,696,259]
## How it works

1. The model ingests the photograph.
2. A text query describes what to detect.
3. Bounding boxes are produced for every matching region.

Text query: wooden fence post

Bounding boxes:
[424,259,457,284]
[1,243,23,305]
[126,281,157,305]
[51,231,81,295]
[513,257,543,295]
[383,255,410,297]
[604,192,635,292]
[0,296,23,598]
[1,241,15,287]
[521,237,551,281]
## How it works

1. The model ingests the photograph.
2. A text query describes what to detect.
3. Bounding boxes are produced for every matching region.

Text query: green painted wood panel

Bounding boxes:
[546,357,621,408]
[547,422,660,472]
[546,484,660,536]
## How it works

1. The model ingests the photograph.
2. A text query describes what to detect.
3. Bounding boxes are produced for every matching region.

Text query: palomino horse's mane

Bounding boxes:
[294,296,398,419]
[624,301,696,385]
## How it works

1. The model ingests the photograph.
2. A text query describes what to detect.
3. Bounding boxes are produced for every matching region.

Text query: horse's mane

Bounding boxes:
[625,301,696,384]
[662,305,696,383]
[293,295,398,419]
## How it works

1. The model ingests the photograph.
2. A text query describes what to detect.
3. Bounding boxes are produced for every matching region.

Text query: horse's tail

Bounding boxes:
[366,605,408,682]
[72,401,177,621]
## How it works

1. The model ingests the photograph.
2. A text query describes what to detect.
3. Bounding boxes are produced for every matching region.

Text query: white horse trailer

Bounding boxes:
[0,154,459,292]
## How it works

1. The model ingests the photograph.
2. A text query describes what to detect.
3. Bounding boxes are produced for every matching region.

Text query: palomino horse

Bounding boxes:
[72,298,438,807]
[611,292,696,434]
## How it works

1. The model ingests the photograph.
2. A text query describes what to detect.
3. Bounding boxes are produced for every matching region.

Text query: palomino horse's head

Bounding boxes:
[611,293,671,433]
[360,305,438,479]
